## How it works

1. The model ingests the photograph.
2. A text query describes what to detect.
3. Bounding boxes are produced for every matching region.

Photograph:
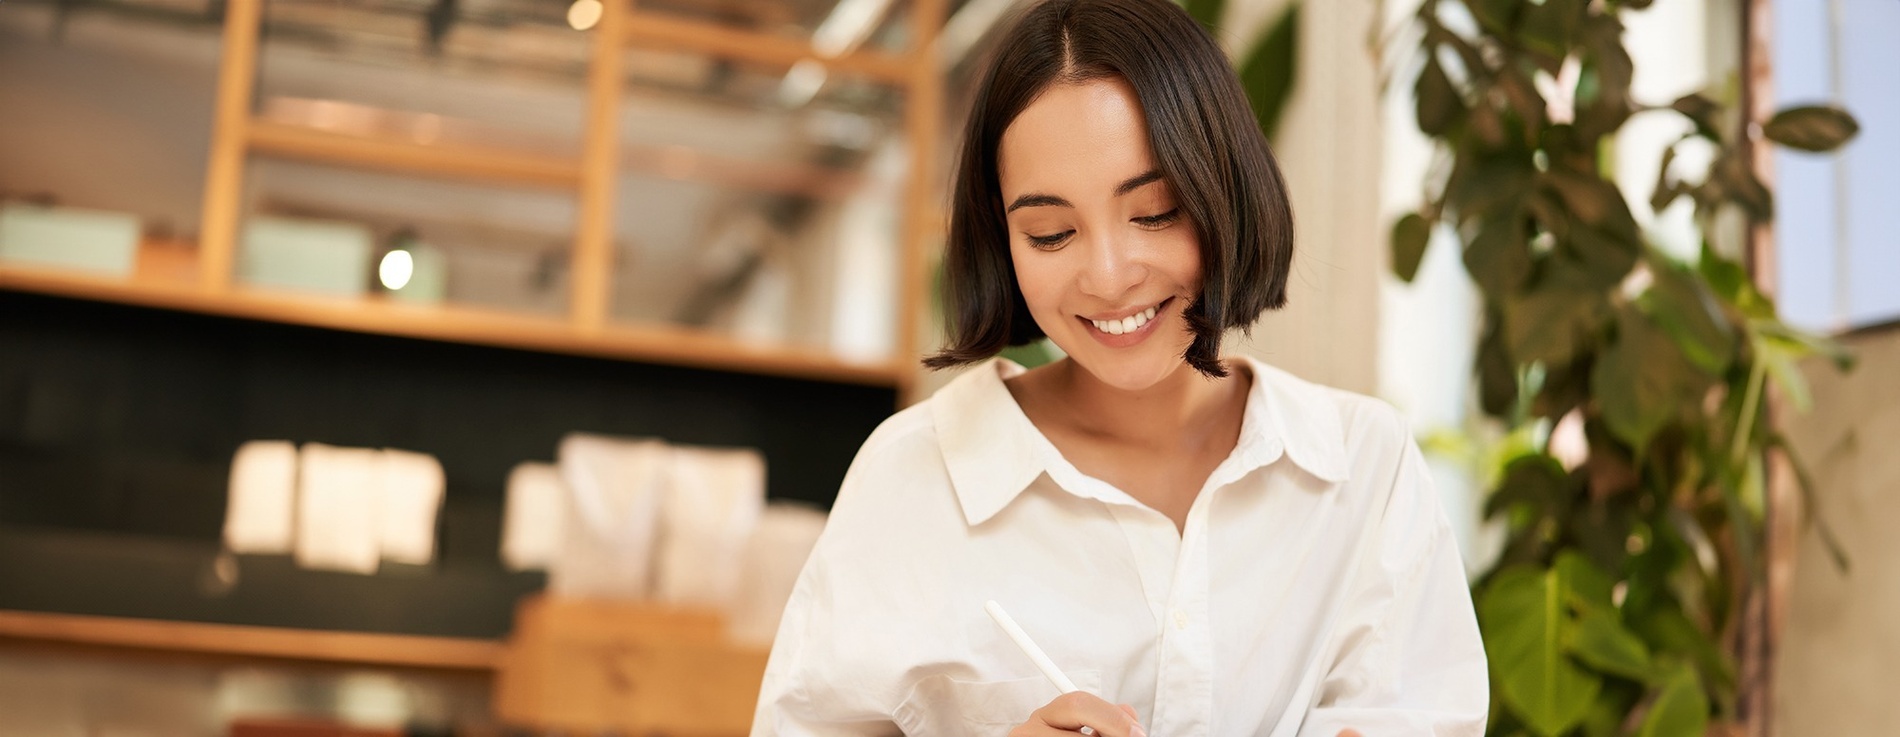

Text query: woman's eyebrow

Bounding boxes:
[1114,169,1165,196]
[1004,170,1166,214]
[1006,193,1071,213]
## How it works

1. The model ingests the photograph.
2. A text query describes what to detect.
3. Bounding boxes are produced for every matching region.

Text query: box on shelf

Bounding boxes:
[494,595,768,737]
[240,216,373,296]
[0,203,141,276]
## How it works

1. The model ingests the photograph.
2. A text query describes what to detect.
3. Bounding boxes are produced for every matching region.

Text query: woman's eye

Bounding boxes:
[1133,208,1181,228]
[1026,231,1072,249]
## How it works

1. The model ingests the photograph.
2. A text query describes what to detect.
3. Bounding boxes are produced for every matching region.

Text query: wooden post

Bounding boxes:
[1742,0,1790,735]
[571,0,629,331]
[197,0,265,293]
[896,0,949,405]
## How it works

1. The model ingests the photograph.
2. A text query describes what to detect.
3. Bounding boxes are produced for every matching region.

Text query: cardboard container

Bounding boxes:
[239,216,373,296]
[494,596,769,737]
[0,203,140,275]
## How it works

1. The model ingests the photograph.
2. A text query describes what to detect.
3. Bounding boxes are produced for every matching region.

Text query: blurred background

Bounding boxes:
[0,0,1892,734]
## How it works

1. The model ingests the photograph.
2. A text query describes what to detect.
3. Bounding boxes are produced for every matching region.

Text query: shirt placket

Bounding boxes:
[1150,503,1215,737]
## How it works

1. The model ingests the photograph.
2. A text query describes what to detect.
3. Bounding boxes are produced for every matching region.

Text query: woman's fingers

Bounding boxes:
[1337,730,1363,737]
[1023,692,1146,737]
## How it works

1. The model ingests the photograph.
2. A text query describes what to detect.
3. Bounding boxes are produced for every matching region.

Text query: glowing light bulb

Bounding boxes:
[380,249,415,291]
[568,0,602,31]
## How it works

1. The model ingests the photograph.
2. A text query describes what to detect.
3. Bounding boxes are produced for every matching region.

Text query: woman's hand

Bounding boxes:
[1008,692,1145,737]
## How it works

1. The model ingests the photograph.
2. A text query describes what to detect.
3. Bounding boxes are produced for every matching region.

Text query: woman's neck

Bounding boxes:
[1020,357,1248,451]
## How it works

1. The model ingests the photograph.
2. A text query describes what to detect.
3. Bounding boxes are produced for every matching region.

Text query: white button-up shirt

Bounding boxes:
[752,357,1487,736]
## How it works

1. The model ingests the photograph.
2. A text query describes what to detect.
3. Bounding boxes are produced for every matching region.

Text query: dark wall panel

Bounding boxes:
[0,289,896,636]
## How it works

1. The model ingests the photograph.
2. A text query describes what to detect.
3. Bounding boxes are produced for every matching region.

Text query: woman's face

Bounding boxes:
[997,76,1203,391]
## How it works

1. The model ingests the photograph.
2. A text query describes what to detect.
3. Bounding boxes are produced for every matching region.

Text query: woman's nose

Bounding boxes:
[1075,232,1145,301]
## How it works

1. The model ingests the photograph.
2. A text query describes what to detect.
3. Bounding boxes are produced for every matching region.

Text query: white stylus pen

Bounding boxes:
[985,599,1080,692]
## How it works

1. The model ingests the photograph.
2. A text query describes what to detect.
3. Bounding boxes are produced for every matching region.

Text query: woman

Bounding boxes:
[752,0,1487,733]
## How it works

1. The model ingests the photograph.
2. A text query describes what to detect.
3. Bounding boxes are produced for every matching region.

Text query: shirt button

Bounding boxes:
[1172,609,1188,629]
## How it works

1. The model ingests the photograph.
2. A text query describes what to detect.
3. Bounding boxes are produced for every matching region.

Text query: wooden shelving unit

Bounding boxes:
[245,120,584,190]
[1,0,950,392]
[0,609,503,672]
[0,260,902,385]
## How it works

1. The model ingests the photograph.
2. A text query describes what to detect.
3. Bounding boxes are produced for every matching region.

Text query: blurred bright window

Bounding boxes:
[1773,0,1900,333]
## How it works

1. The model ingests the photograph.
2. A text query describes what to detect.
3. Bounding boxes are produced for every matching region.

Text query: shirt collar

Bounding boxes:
[932,356,1351,527]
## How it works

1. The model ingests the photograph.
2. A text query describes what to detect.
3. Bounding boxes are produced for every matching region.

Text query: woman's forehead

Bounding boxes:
[997,77,1160,199]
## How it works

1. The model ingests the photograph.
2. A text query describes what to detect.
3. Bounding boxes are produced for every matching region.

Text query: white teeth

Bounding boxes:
[1091,303,1162,335]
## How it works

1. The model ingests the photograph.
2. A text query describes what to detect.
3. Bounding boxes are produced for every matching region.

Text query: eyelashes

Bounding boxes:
[1027,231,1071,248]
[1132,208,1181,228]
[1023,208,1182,250]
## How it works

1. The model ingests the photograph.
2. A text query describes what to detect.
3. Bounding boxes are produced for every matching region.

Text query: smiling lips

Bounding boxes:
[1079,297,1171,343]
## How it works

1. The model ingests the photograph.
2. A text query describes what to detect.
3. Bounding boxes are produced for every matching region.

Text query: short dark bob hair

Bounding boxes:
[924,0,1293,378]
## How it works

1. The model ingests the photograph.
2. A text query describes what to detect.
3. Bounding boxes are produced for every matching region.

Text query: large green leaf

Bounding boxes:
[1478,315,1520,418]
[1486,454,1571,520]
[1668,93,1722,140]
[1180,0,1224,30]
[1504,281,1604,367]
[1449,156,1538,222]
[1708,148,1774,221]
[1555,551,1615,611]
[1559,222,1640,289]
[1591,306,1694,449]
[1237,3,1299,142]
[1569,610,1652,681]
[1580,684,1642,737]
[1696,244,1749,304]
[1000,339,1061,369]
[1572,16,1633,141]
[1481,567,1602,736]
[1628,601,1738,700]
[1644,260,1737,376]
[1635,662,1708,737]
[1519,0,1583,68]
[1650,140,1691,213]
[1466,215,1532,298]
[1415,53,1465,137]
[1391,213,1431,283]
[1764,105,1860,153]
[1542,168,1631,231]
[1467,0,1522,38]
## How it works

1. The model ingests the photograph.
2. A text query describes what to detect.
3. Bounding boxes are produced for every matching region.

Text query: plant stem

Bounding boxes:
[1729,345,1767,470]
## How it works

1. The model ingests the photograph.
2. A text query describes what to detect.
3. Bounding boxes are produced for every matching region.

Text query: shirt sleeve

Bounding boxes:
[1298,430,1490,737]
[749,552,904,737]
[750,431,911,737]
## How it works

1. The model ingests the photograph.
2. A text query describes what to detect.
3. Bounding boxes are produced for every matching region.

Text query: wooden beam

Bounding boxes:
[1743,2,1785,736]
[571,0,630,331]
[0,610,503,671]
[197,0,264,293]
[623,10,912,86]
[623,144,866,199]
[0,263,902,387]
[247,120,583,190]
[895,0,949,406]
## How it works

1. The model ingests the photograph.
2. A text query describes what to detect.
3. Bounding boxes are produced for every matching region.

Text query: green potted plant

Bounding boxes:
[1388,1,1858,735]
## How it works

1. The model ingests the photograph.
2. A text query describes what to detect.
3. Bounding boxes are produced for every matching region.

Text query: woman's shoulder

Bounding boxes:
[850,360,1015,472]
[1244,357,1416,454]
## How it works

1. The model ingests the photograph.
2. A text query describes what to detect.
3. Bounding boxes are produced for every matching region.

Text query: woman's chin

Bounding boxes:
[1065,347,1193,393]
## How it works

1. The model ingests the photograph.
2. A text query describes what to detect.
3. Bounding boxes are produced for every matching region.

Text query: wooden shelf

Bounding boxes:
[0,609,503,671]
[622,11,913,86]
[0,263,903,387]
[247,120,583,190]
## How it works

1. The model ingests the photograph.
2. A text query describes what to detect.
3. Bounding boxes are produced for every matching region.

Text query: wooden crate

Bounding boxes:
[494,596,770,737]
